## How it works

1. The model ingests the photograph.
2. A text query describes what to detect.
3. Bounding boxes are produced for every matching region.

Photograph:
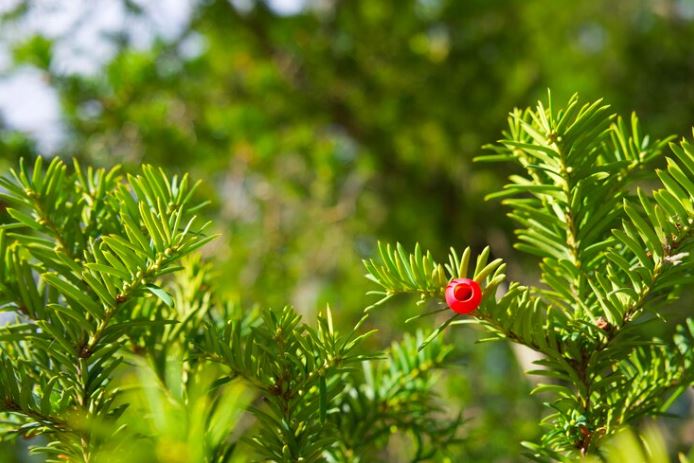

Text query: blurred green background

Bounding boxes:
[0,0,693,461]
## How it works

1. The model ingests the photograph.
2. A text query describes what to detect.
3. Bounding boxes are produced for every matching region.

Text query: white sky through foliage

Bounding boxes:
[0,0,305,152]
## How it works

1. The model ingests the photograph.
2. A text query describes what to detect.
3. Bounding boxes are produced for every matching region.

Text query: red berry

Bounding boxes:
[445,278,482,314]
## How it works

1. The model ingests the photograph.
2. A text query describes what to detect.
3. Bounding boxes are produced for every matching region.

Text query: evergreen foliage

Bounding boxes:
[0,158,454,461]
[366,94,694,460]
[0,95,692,461]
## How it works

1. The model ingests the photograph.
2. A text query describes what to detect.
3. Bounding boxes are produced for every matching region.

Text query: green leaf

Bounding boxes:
[42,273,103,319]
[623,199,662,259]
[84,262,130,281]
[143,284,174,307]
[6,208,41,231]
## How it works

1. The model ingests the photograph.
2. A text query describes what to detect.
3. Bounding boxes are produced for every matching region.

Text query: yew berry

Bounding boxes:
[445,278,482,314]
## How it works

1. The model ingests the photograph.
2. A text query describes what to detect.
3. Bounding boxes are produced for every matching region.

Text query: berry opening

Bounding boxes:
[454,284,473,301]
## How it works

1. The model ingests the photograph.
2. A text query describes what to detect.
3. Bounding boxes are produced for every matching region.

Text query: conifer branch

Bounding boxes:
[368,95,694,460]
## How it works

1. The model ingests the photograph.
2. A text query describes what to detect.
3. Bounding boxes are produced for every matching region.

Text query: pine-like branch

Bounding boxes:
[372,95,694,460]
